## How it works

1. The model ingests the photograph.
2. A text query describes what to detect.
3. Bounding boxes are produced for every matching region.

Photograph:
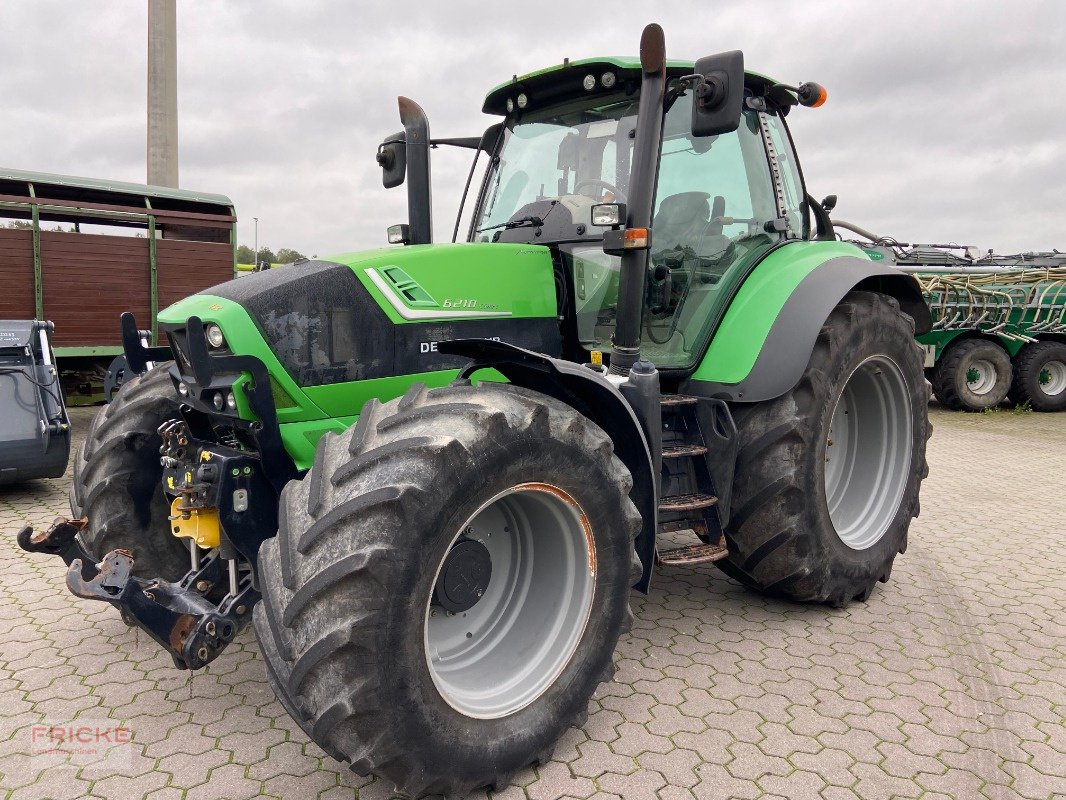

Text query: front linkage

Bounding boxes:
[18,313,292,669]
[18,517,255,669]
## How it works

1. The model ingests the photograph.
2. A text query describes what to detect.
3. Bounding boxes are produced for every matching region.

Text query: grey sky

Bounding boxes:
[3,1,1064,256]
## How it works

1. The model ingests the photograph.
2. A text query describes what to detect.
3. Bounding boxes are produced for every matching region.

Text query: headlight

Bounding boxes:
[177,381,189,397]
[205,323,225,349]
[226,391,236,411]
[212,392,225,411]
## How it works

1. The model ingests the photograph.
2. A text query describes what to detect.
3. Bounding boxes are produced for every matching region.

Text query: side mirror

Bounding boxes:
[820,194,837,213]
[691,50,744,137]
[376,132,406,189]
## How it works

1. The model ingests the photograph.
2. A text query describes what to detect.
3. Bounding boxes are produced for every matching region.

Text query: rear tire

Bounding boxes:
[72,363,188,581]
[931,338,1011,411]
[1009,340,1066,412]
[718,291,930,606]
[254,382,641,798]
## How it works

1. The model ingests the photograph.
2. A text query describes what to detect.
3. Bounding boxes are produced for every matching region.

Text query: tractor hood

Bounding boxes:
[156,242,561,401]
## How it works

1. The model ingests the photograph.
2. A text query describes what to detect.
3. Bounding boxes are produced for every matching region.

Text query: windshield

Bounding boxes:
[472,96,638,242]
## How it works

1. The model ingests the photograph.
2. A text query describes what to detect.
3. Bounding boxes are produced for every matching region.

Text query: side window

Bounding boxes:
[633,100,779,368]
[763,112,808,239]
[655,108,777,244]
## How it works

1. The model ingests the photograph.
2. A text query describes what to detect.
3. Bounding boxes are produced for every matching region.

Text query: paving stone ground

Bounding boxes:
[0,404,1063,800]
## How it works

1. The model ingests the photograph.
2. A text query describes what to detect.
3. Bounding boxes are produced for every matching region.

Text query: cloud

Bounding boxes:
[2,0,1063,255]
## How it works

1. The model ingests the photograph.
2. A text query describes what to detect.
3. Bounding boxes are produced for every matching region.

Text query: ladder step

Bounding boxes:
[657,541,729,567]
[660,394,700,407]
[658,492,718,512]
[662,443,708,458]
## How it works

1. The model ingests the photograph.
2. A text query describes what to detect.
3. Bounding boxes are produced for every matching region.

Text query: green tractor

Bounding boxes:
[20,24,930,798]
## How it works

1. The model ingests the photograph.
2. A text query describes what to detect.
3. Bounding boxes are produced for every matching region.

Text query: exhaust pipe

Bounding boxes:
[398,96,433,245]
[609,24,667,375]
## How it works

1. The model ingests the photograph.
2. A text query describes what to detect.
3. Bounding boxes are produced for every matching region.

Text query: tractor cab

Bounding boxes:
[384,55,824,373]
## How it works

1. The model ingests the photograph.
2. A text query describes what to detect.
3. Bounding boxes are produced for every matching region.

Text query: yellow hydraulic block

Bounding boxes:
[170,497,221,549]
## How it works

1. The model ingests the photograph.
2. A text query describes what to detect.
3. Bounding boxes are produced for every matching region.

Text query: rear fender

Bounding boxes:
[439,339,659,592]
[689,254,931,403]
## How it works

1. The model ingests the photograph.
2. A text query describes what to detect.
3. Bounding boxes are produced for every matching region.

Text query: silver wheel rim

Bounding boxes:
[824,355,913,550]
[966,359,998,395]
[424,483,595,719]
[1040,359,1066,397]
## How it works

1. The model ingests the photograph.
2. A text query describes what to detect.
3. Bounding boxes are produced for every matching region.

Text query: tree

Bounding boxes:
[255,247,277,265]
[276,248,306,263]
[236,244,255,264]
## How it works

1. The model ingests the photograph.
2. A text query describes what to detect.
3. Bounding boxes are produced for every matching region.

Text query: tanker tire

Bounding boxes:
[254,382,641,799]
[72,363,188,582]
[1008,340,1066,412]
[718,291,930,607]
[931,338,1011,411]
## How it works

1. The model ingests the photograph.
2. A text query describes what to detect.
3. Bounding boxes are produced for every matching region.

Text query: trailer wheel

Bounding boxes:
[71,363,188,581]
[1009,340,1066,412]
[254,382,641,798]
[719,291,930,606]
[931,338,1011,411]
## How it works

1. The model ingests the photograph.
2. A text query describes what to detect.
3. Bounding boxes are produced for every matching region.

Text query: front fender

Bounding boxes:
[439,339,659,592]
[688,244,931,403]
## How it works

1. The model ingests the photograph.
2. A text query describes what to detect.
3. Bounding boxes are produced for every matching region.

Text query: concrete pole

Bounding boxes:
[147,0,178,187]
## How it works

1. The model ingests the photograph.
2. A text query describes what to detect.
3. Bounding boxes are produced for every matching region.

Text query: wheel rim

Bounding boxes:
[965,359,998,395]
[1039,360,1066,397]
[424,483,595,719]
[824,355,913,550]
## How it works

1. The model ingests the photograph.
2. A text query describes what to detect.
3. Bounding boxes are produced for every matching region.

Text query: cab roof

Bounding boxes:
[483,56,780,116]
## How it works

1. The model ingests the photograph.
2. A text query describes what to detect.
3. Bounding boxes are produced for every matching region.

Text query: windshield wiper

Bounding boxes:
[475,215,544,234]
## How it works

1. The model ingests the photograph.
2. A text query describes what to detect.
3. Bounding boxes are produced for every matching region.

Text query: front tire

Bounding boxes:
[719,291,930,606]
[72,363,189,581]
[254,382,641,798]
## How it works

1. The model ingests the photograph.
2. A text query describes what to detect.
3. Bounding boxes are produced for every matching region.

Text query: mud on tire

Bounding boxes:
[718,291,930,606]
[254,382,642,798]
[72,363,188,581]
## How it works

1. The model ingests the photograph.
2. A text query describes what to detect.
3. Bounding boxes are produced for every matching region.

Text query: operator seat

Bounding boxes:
[652,192,730,263]
[653,191,712,254]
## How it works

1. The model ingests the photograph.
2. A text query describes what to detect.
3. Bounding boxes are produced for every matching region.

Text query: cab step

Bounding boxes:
[656,540,729,566]
[658,492,718,513]
[662,443,708,458]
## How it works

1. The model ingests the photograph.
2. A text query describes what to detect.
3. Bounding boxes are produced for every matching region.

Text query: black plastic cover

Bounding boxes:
[203,261,562,388]
[0,320,70,485]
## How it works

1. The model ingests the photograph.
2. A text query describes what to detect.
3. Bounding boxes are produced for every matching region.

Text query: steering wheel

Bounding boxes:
[574,178,620,199]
